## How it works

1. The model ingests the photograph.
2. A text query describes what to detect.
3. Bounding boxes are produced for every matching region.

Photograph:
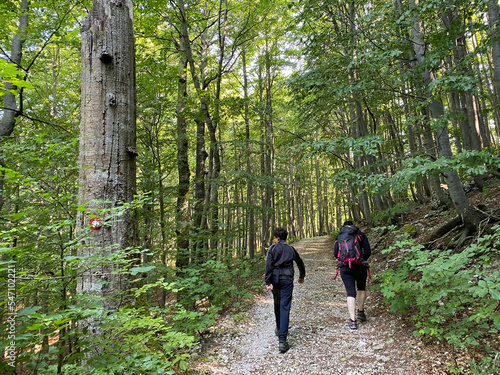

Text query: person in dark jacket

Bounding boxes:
[334,221,371,330]
[265,227,306,353]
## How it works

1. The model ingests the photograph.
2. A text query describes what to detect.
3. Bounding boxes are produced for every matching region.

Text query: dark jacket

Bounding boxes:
[333,225,371,262]
[265,240,306,285]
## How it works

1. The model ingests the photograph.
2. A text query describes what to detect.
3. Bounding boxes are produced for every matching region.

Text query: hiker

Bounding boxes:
[265,227,306,353]
[334,220,371,330]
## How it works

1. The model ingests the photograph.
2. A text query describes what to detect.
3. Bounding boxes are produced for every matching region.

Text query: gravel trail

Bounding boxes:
[189,236,422,375]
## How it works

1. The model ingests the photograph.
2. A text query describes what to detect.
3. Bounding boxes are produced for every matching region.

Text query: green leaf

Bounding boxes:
[179,360,187,371]
[17,306,42,316]
[130,266,156,275]
[490,288,500,301]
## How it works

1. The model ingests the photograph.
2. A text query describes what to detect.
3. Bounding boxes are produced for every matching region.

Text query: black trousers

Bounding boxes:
[340,265,367,298]
[271,277,294,342]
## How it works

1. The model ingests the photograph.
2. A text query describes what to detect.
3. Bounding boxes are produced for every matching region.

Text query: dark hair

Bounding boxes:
[272,227,288,241]
[343,220,354,226]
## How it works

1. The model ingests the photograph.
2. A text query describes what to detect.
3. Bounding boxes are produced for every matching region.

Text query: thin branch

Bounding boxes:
[19,113,72,134]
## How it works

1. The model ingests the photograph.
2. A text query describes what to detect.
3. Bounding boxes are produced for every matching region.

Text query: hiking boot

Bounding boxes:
[349,319,358,330]
[279,341,290,353]
[357,310,367,322]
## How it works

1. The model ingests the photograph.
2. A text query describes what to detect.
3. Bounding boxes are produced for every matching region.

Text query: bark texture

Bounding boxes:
[489,0,500,105]
[175,33,191,270]
[77,0,137,313]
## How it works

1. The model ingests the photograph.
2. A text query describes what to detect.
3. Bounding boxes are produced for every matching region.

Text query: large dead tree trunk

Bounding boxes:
[77,0,137,355]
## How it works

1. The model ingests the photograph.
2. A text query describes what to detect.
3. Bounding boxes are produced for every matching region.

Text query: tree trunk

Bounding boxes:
[242,49,255,258]
[315,155,324,234]
[263,42,275,246]
[258,62,271,252]
[410,4,487,230]
[488,0,500,112]
[174,34,190,270]
[77,0,137,356]
[409,11,448,206]
[395,5,428,204]
[177,0,213,261]
[0,0,29,210]
[309,158,316,236]
[205,0,228,253]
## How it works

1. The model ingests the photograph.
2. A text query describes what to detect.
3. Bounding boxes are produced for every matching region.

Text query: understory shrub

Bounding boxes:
[374,225,500,374]
[1,240,264,374]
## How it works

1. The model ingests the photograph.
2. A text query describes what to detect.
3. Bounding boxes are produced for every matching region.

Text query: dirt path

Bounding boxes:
[189,236,423,374]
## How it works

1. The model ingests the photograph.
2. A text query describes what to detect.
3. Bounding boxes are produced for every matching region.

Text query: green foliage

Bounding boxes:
[375,225,500,374]
[174,257,263,312]
[372,203,410,226]
[0,59,33,96]
[44,305,196,375]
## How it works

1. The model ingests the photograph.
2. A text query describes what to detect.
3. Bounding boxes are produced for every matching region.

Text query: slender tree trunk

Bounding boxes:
[174,34,190,270]
[242,50,255,258]
[410,4,486,230]
[487,0,500,150]
[315,155,324,234]
[396,16,428,204]
[263,42,275,244]
[488,0,500,111]
[309,158,316,236]
[0,0,29,211]
[258,61,271,252]
[204,0,228,252]
[289,166,298,239]
[77,0,137,357]
[177,0,210,261]
[472,33,494,148]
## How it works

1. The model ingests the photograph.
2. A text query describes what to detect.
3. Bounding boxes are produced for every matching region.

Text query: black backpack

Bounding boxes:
[336,225,363,268]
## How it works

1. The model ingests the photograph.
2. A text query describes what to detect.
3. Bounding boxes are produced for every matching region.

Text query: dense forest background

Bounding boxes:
[1,0,499,373]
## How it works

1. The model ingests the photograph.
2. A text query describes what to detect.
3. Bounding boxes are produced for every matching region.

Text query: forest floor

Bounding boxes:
[186,181,500,375]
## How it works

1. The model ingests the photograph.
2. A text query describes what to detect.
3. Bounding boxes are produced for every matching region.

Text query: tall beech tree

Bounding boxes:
[76,0,137,353]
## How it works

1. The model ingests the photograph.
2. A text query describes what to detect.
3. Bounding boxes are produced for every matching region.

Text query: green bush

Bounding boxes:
[374,225,500,374]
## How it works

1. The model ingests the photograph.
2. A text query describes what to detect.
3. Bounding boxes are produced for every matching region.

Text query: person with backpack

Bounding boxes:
[334,220,371,330]
[265,227,306,353]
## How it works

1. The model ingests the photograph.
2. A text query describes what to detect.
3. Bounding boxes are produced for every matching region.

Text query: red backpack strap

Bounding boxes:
[333,267,339,280]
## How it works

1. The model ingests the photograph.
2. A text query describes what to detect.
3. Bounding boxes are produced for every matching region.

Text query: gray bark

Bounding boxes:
[177,0,211,260]
[410,3,486,230]
[242,49,255,258]
[175,33,190,269]
[263,42,275,247]
[77,0,137,349]
[0,0,29,210]
[489,0,500,107]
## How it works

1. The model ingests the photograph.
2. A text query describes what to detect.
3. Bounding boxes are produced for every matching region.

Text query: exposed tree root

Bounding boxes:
[424,208,500,250]
[424,215,463,248]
